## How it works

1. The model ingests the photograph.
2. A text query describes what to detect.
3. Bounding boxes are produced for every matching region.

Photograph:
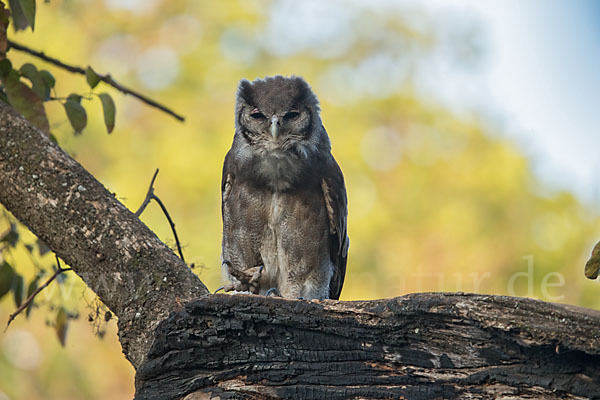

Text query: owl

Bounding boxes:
[220,75,349,300]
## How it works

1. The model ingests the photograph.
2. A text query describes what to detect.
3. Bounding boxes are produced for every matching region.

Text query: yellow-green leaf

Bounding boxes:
[0,59,12,78]
[64,95,87,134]
[99,92,115,133]
[18,0,35,30]
[25,277,38,318]
[19,62,49,100]
[12,274,24,307]
[585,241,600,280]
[0,261,15,300]
[55,307,69,347]
[4,69,50,133]
[86,66,101,89]
[7,0,28,31]
[39,69,55,88]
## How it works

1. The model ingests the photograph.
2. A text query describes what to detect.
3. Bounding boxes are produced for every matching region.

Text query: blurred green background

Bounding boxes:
[1,0,599,398]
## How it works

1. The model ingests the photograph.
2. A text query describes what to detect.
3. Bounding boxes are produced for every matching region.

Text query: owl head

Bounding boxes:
[234,76,330,158]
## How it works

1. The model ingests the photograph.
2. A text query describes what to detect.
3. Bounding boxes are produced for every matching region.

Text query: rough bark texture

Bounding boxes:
[135,293,600,400]
[0,102,209,368]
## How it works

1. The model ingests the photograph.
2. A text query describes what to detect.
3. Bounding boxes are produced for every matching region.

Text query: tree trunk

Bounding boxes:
[1,103,599,399]
[0,102,209,368]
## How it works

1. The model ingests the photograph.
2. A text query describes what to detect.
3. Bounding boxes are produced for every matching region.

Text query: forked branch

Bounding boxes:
[136,169,186,264]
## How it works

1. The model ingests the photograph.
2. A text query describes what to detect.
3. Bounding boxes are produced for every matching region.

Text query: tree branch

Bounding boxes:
[5,254,72,331]
[135,169,160,217]
[135,293,600,400]
[0,101,207,368]
[135,169,186,263]
[7,39,186,122]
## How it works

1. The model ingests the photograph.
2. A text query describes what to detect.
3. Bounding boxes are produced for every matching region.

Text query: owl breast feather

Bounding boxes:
[255,152,307,192]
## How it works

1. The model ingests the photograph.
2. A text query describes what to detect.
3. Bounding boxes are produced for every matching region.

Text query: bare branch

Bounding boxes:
[135,168,160,217]
[7,40,185,122]
[5,254,72,331]
[135,169,186,263]
[151,194,186,264]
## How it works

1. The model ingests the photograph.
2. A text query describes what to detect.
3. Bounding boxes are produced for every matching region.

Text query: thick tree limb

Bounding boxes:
[135,292,600,399]
[0,102,207,368]
[7,39,186,122]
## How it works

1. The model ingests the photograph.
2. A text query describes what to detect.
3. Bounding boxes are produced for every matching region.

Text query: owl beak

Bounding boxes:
[270,115,279,140]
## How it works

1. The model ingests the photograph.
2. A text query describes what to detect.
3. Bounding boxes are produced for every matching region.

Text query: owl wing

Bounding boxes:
[221,150,234,214]
[321,154,349,300]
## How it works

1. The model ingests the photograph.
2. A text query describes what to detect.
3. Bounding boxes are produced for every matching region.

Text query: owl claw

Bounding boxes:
[222,262,264,294]
[266,287,281,297]
[214,284,236,294]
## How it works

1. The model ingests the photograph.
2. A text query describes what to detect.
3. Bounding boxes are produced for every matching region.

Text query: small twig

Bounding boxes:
[152,195,186,264]
[5,255,72,331]
[135,168,160,217]
[135,169,186,263]
[7,39,185,122]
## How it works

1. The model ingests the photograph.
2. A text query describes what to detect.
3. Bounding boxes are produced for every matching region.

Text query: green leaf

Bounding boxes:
[1,223,19,247]
[39,70,55,88]
[55,307,69,346]
[67,93,82,103]
[19,0,35,30]
[4,69,50,133]
[19,62,49,100]
[18,62,36,77]
[7,0,28,31]
[0,58,12,78]
[64,94,87,134]
[25,277,39,317]
[85,66,101,89]
[12,273,24,307]
[56,270,67,285]
[98,93,115,133]
[36,237,50,256]
[0,261,15,300]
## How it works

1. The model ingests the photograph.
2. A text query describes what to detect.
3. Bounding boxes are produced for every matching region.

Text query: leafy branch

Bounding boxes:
[8,39,185,122]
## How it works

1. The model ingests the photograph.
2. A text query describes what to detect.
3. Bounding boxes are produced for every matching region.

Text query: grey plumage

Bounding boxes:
[221,75,348,300]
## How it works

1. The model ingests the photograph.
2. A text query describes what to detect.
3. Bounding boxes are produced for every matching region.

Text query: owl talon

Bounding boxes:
[266,287,281,297]
[249,265,264,283]
[214,286,225,294]
[214,284,236,294]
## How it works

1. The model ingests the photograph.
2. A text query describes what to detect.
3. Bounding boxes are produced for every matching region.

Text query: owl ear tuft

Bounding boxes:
[292,76,319,111]
[237,79,254,105]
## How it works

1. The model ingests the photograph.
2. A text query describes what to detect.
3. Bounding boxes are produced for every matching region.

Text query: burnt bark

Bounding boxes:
[136,293,600,399]
[0,102,209,368]
[1,102,599,399]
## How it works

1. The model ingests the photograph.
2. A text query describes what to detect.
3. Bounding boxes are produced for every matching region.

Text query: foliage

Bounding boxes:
[0,1,598,399]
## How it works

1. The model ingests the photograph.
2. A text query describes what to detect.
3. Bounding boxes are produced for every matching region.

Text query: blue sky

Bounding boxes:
[420,0,600,204]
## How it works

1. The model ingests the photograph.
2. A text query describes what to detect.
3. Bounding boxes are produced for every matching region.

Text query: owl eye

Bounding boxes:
[250,109,266,119]
[284,111,300,120]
